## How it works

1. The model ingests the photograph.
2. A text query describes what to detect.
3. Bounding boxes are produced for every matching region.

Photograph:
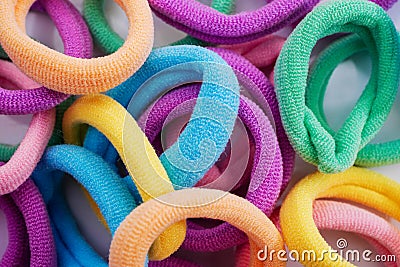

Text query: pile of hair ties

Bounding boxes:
[2,0,400,266]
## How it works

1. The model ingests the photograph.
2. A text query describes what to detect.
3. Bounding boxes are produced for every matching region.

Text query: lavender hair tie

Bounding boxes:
[148,0,320,44]
[0,0,92,115]
[140,86,283,252]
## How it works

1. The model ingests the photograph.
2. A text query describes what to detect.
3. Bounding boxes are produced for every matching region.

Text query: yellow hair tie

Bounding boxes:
[0,0,153,94]
[280,167,400,267]
[62,94,185,260]
[109,188,285,267]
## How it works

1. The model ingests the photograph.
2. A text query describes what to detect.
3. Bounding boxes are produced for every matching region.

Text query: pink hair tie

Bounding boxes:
[236,200,400,267]
[0,60,55,195]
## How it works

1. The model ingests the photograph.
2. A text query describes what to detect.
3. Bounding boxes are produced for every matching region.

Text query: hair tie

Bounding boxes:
[83,0,235,54]
[83,46,240,189]
[146,0,320,44]
[274,0,400,173]
[0,0,153,94]
[0,0,92,115]
[307,32,400,167]
[280,167,400,266]
[0,172,56,267]
[62,94,186,260]
[109,188,285,267]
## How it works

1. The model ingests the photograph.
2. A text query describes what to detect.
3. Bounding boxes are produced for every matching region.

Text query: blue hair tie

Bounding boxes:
[32,145,144,266]
[84,45,240,188]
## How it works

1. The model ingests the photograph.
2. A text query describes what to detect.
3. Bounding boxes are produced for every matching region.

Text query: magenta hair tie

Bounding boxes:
[148,0,320,44]
[140,86,283,251]
[0,0,92,115]
[0,167,56,267]
[149,257,200,267]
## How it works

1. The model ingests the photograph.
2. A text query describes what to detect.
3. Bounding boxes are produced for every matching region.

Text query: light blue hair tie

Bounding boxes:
[84,45,240,188]
[32,145,144,266]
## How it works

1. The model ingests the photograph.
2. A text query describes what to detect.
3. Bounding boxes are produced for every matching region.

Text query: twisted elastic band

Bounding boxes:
[84,46,240,189]
[0,195,29,267]
[62,94,186,261]
[0,0,153,94]
[307,32,400,167]
[280,167,400,267]
[236,200,400,267]
[109,188,285,266]
[0,0,91,114]
[0,108,55,195]
[274,0,400,173]
[139,84,283,251]
[147,0,320,44]
[32,145,139,266]
[83,0,235,54]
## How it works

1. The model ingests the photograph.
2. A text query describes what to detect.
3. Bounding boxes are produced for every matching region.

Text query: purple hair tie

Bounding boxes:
[0,0,92,115]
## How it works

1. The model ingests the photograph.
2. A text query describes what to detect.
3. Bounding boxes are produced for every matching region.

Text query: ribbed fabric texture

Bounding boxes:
[275,0,400,173]
[109,188,284,267]
[62,94,186,260]
[307,31,400,167]
[0,0,153,94]
[280,167,400,267]
[0,0,92,115]
[148,0,320,44]
[83,0,235,54]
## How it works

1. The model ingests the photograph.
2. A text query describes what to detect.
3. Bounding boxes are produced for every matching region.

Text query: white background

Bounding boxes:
[1,0,400,266]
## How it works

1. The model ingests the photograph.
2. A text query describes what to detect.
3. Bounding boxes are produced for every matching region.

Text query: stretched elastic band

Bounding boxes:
[84,46,240,189]
[274,0,400,173]
[83,0,235,54]
[139,84,283,251]
[0,108,55,195]
[147,0,320,44]
[62,94,186,260]
[307,32,400,167]
[0,0,91,115]
[280,167,400,266]
[109,188,285,267]
[0,0,153,94]
[0,195,29,267]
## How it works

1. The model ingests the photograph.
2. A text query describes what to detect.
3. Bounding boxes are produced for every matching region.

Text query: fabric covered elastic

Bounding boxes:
[0,0,91,114]
[0,0,153,94]
[274,0,400,173]
[236,200,400,267]
[62,94,186,261]
[147,0,320,44]
[83,0,235,54]
[32,145,140,266]
[138,86,283,251]
[280,167,400,267]
[84,46,240,189]
[306,32,400,167]
[0,108,55,195]
[109,188,285,267]
[0,194,29,267]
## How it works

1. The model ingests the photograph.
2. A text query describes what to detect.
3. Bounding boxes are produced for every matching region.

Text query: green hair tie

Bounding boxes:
[83,0,235,54]
[275,0,400,173]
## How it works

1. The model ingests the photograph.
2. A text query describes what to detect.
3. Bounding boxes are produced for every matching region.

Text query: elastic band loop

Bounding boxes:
[307,31,400,167]
[147,0,320,44]
[274,0,400,173]
[0,0,154,94]
[109,188,285,267]
[84,46,240,189]
[62,94,186,261]
[0,0,91,114]
[83,0,235,54]
[280,167,400,266]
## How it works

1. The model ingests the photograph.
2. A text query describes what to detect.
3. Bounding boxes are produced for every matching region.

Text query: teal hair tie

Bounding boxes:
[275,0,400,173]
[83,0,235,54]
